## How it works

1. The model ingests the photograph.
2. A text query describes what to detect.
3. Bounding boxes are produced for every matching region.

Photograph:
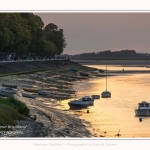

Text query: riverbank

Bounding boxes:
[0,60,101,138]
[72,59,148,66]
[0,60,77,76]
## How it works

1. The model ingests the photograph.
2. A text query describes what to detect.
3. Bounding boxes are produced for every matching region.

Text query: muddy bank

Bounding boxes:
[0,60,101,138]
[0,60,80,75]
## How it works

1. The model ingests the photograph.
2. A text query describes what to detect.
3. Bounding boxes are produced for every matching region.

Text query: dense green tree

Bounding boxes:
[0,13,31,56]
[44,23,66,55]
[0,13,66,58]
[41,40,58,56]
[34,15,44,29]
[0,14,14,52]
[33,37,58,56]
[20,13,44,55]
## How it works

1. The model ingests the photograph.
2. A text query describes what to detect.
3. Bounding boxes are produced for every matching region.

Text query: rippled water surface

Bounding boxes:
[58,64,150,138]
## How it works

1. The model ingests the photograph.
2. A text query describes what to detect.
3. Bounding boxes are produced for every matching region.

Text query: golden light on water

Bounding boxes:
[57,65,150,137]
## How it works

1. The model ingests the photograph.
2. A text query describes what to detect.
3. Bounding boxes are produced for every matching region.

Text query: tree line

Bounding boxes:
[0,13,66,59]
[72,50,149,58]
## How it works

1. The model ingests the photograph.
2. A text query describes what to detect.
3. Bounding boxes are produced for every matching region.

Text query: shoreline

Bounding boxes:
[1,60,149,138]
[0,60,99,138]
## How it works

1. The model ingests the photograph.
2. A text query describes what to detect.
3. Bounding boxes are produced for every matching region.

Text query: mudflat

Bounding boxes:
[0,60,98,138]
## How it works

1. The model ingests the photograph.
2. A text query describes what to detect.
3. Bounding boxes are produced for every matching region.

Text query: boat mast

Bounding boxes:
[146,57,148,68]
[106,63,107,91]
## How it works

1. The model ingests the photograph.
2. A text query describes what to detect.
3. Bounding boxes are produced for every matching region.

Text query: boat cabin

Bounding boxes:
[82,96,93,101]
[92,95,100,99]
[101,90,111,98]
[138,101,150,109]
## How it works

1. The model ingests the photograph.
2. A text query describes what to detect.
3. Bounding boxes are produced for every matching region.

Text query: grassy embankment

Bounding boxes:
[0,97,30,128]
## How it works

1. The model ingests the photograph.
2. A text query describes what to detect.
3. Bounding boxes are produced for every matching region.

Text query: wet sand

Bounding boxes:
[0,62,99,138]
[1,60,150,138]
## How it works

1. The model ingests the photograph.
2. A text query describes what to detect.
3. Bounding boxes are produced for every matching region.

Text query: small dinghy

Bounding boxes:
[69,68,78,72]
[79,72,89,77]
[0,91,14,98]
[23,88,40,93]
[2,84,17,88]
[22,92,38,99]
[38,90,50,96]
[0,87,17,94]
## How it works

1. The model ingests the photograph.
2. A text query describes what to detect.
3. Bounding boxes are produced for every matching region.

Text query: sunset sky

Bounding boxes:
[35,12,150,55]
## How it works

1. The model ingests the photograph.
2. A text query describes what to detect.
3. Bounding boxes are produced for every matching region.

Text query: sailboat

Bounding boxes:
[101,63,111,98]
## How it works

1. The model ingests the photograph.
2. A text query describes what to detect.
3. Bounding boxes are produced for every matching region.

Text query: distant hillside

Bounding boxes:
[70,50,150,59]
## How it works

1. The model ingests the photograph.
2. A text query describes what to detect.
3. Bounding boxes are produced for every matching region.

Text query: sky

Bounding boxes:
[35,12,150,55]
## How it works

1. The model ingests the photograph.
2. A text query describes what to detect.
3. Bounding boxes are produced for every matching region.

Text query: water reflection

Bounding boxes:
[57,66,150,137]
[85,64,150,71]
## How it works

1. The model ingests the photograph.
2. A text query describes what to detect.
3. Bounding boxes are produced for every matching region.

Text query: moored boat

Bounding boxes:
[101,91,111,98]
[0,87,17,94]
[23,88,40,93]
[22,92,38,99]
[38,90,50,96]
[81,96,94,105]
[69,68,78,72]
[68,100,89,109]
[101,63,111,98]
[92,95,100,99]
[79,72,89,77]
[2,84,17,88]
[0,91,14,98]
[99,69,105,73]
[135,101,150,116]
